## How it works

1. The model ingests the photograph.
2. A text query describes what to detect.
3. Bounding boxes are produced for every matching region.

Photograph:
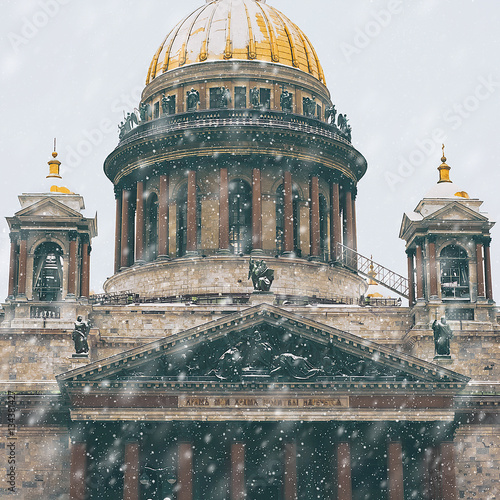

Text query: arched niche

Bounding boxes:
[33,242,64,302]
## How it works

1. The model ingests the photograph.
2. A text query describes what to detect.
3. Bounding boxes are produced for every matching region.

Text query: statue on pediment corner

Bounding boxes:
[72,315,90,354]
[432,316,453,357]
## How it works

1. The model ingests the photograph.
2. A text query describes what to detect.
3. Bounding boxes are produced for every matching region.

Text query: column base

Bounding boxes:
[184,251,200,257]
[216,249,232,255]
[156,255,171,261]
[133,260,146,266]
[281,251,297,258]
[251,248,264,256]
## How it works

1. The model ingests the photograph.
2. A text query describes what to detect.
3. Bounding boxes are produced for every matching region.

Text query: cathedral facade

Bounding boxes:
[1,1,499,499]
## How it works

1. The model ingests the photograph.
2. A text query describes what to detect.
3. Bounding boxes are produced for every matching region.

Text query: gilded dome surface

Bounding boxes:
[146,0,325,84]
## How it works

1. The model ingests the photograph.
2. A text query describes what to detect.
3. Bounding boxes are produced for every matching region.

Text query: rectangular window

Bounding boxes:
[168,95,176,115]
[317,104,322,119]
[234,87,247,109]
[154,102,160,119]
[210,88,222,109]
[260,88,271,109]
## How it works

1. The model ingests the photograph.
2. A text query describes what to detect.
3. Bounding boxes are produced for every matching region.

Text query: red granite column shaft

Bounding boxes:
[68,232,78,296]
[231,442,245,500]
[407,251,415,305]
[415,243,424,299]
[17,233,27,296]
[337,442,352,500]
[121,189,131,268]
[484,239,493,301]
[135,181,145,262]
[330,182,341,261]
[283,171,293,253]
[158,175,169,258]
[428,238,438,298]
[81,237,90,298]
[8,234,18,297]
[124,442,140,500]
[186,171,197,253]
[344,190,354,250]
[352,195,358,253]
[252,168,262,251]
[440,442,457,500]
[310,176,320,257]
[284,442,297,500]
[178,442,193,500]
[388,441,404,500]
[475,241,485,298]
[114,191,122,273]
[219,168,229,251]
[70,442,87,500]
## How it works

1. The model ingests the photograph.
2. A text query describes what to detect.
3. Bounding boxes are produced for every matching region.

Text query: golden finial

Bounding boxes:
[367,255,377,285]
[437,144,451,184]
[46,139,74,193]
[47,139,62,179]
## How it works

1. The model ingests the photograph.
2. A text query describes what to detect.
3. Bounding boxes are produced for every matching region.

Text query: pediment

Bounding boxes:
[15,198,83,219]
[58,304,469,392]
[425,202,488,223]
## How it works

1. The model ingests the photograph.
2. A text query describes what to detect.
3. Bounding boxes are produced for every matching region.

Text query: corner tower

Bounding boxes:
[400,147,495,324]
[4,150,97,327]
[104,0,368,303]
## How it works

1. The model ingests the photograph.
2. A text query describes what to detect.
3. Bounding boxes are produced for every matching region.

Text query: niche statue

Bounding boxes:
[248,258,274,292]
[72,316,90,354]
[432,316,453,357]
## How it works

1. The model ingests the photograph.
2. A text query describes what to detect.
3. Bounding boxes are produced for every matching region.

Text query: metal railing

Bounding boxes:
[337,243,409,299]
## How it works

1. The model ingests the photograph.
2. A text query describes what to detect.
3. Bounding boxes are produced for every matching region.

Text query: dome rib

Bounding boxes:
[255,0,279,62]
[147,0,326,85]
[200,2,218,61]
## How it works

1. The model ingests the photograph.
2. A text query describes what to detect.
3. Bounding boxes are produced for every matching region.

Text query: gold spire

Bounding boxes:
[437,144,452,183]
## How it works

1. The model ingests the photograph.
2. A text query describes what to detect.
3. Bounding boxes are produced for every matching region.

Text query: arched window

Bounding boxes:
[229,179,252,255]
[146,193,158,262]
[33,242,63,301]
[440,245,470,299]
[319,193,328,260]
[176,184,201,257]
[276,184,301,256]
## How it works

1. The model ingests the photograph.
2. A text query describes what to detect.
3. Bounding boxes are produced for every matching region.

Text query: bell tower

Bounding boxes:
[400,147,495,325]
[4,148,97,328]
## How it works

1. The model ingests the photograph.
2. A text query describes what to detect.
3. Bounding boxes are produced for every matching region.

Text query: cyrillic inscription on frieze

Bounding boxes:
[179,397,349,408]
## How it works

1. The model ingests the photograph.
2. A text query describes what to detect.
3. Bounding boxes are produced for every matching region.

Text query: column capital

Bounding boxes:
[406,248,415,257]
[9,232,19,244]
[414,236,425,247]
[69,230,79,242]
[19,229,29,241]
[483,236,492,247]
[80,233,90,245]
[427,235,437,244]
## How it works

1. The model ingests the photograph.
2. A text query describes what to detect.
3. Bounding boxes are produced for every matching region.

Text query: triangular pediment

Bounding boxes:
[58,305,469,393]
[424,202,488,223]
[15,198,83,219]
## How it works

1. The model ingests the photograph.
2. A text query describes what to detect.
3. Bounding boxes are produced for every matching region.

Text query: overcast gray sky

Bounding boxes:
[0,0,499,302]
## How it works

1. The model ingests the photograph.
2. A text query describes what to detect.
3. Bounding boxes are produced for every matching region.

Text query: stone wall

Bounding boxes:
[455,425,500,499]
[0,427,70,499]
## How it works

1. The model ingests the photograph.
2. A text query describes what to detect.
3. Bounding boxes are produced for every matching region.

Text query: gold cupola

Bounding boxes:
[146,0,325,85]
[46,142,73,194]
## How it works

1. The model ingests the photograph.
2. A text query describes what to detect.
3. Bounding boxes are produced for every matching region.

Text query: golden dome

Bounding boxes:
[146,0,326,85]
